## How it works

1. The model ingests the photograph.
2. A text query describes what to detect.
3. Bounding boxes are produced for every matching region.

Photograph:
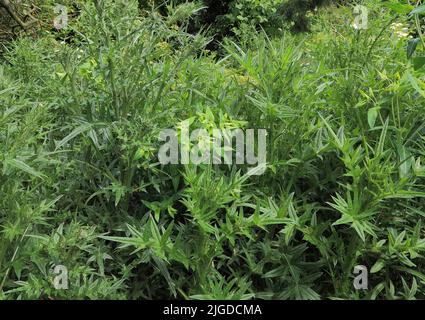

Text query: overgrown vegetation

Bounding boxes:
[1,0,425,300]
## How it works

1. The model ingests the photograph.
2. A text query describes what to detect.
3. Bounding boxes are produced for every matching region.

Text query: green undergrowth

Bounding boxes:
[1,0,425,299]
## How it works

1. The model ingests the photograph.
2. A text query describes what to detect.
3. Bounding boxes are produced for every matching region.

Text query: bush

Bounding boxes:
[138,0,333,40]
[2,0,425,300]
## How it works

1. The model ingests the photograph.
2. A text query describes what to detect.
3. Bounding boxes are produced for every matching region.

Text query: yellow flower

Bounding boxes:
[223,68,259,86]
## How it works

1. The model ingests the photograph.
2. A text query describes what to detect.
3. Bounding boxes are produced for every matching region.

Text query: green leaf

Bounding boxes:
[55,122,93,150]
[382,2,414,14]
[383,190,425,199]
[371,259,385,273]
[413,56,425,70]
[409,5,425,16]
[405,72,425,98]
[333,215,353,226]
[407,38,420,59]
[5,159,46,180]
[397,143,413,179]
[367,107,379,129]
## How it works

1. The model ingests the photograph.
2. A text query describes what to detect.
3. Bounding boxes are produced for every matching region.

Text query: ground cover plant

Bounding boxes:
[1,0,425,300]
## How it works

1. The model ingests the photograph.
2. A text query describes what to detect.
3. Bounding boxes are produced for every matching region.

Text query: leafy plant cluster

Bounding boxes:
[139,0,345,39]
[384,0,425,70]
[1,0,425,300]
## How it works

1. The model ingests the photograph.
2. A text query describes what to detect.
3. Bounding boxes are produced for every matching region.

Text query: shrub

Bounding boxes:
[1,0,425,300]
[138,0,332,40]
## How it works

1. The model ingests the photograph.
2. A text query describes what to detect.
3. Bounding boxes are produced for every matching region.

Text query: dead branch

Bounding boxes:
[0,0,37,29]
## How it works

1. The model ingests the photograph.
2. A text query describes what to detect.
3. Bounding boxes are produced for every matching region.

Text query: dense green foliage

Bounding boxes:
[1,0,425,300]
[139,0,335,38]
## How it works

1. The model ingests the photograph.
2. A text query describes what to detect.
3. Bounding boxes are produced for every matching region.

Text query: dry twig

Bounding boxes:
[0,0,37,29]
